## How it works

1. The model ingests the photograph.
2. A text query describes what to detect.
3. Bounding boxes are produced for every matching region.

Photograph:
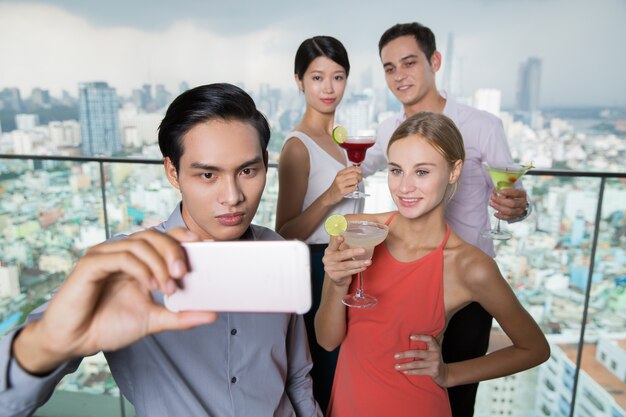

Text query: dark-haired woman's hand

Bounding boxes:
[324,166,362,204]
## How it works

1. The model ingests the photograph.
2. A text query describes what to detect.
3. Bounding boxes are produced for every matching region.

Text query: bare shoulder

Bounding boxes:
[444,233,500,288]
[280,136,309,163]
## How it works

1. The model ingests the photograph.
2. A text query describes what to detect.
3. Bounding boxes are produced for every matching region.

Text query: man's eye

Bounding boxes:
[202,173,213,179]
[405,61,416,67]
[241,168,255,176]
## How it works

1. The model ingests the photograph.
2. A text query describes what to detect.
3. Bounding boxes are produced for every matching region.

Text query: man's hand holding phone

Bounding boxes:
[12,228,218,375]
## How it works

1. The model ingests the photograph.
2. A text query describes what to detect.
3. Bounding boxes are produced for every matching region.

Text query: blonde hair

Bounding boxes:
[387,112,465,166]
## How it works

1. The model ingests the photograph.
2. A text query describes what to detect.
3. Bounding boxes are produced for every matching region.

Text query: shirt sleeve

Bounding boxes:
[0,326,81,417]
[361,119,394,177]
[284,314,323,416]
[480,116,515,184]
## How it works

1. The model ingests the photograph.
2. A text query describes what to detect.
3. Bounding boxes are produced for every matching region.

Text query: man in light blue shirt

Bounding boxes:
[0,83,321,417]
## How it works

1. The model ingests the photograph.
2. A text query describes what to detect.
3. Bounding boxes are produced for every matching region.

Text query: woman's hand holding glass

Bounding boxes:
[324,166,362,205]
[322,235,371,290]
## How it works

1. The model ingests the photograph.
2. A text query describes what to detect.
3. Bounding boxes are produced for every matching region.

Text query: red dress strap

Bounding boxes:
[384,211,399,226]
[439,224,452,249]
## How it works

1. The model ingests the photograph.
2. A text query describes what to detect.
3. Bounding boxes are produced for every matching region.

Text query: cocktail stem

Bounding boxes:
[355,271,365,299]
[495,218,502,233]
[353,163,363,195]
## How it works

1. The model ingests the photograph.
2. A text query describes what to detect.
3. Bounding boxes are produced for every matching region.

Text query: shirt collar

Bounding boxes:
[399,89,455,122]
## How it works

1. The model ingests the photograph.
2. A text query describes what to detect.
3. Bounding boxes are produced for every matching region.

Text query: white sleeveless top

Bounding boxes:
[283,131,365,244]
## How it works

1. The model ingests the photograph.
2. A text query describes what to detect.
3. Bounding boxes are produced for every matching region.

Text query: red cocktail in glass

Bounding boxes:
[340,136,375,199]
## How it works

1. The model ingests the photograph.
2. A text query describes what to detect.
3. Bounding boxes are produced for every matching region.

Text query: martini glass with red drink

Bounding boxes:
[339,135,375,199]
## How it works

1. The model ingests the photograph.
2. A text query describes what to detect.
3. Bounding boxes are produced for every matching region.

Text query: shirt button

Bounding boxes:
[230,329,237,335]
[231,377,237,383]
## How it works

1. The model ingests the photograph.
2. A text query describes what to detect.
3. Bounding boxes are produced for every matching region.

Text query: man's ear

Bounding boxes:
[164,157,180,190]
[449,159,463,184]
[430,50,442,73]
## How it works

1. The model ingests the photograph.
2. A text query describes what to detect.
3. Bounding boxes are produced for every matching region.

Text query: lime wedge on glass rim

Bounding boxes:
[324,214,348,236]
[332,126,348,144]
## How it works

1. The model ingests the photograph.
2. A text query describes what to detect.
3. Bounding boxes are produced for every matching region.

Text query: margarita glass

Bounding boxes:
[342,220,389,308]
[481,162,533,240]
[339,136,375,199]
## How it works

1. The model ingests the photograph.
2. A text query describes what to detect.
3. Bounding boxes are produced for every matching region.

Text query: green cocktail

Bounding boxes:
[486,165,532,192]
[481,162,533,240]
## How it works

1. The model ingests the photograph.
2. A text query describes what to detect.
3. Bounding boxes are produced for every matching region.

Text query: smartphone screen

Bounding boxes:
[164,240,311,314]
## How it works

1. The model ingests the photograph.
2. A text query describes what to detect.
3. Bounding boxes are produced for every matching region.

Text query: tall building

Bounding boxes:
[338,91,375,135]
[61,90,76,107]
[15,114,39,131]
[0,87,23,112]
[154,84,171,110]
[441,33,455,94]
[258,83,281,118]
[473,89,502,117]
[49,120,81,148]
[535,341,626,417]
[0,263,20,298]
[516,57,542,113]
[30,88,51,109]
[78,82,122,156]
[360,66,373,91]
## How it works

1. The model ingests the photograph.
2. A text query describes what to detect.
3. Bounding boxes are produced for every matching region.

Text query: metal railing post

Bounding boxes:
[568,177,606,417]
[98,161,111,240]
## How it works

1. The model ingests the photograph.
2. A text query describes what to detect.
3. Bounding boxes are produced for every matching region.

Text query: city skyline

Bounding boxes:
[1,0,625,108]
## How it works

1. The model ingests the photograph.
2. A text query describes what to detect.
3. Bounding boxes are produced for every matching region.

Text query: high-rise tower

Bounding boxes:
[516,57,542,112]
[441,33,455,94]
[78,82,122,156]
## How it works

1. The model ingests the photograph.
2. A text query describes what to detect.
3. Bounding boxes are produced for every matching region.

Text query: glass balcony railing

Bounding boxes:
[0,154,624,417]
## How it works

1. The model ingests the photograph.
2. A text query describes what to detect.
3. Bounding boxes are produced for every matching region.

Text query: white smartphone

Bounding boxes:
[164,240,311,314]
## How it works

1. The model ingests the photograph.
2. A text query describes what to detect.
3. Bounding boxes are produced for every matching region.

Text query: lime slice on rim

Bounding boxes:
[332,126,348,144]
[324,214,348,236]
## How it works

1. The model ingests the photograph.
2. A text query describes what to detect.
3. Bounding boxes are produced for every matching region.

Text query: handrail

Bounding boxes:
[0,153,624,417]
[0,153,280,169]
[527,168,626,178]
[1,154,625,178]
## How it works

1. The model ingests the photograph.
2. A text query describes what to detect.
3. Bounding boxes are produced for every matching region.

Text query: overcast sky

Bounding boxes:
[0,0,625,107]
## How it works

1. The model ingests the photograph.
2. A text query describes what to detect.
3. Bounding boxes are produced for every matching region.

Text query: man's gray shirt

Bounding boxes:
[0,204,321,417]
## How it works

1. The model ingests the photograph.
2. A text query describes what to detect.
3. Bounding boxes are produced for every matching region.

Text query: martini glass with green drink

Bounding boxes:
[481,162,533,240]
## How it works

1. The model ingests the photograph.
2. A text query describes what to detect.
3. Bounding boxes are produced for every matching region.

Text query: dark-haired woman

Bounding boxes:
[276,36,363,412]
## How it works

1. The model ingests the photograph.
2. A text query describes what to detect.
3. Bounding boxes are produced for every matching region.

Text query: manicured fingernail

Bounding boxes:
[170,259,186,277]
[394,354,400,359]
[166,280,178,295]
